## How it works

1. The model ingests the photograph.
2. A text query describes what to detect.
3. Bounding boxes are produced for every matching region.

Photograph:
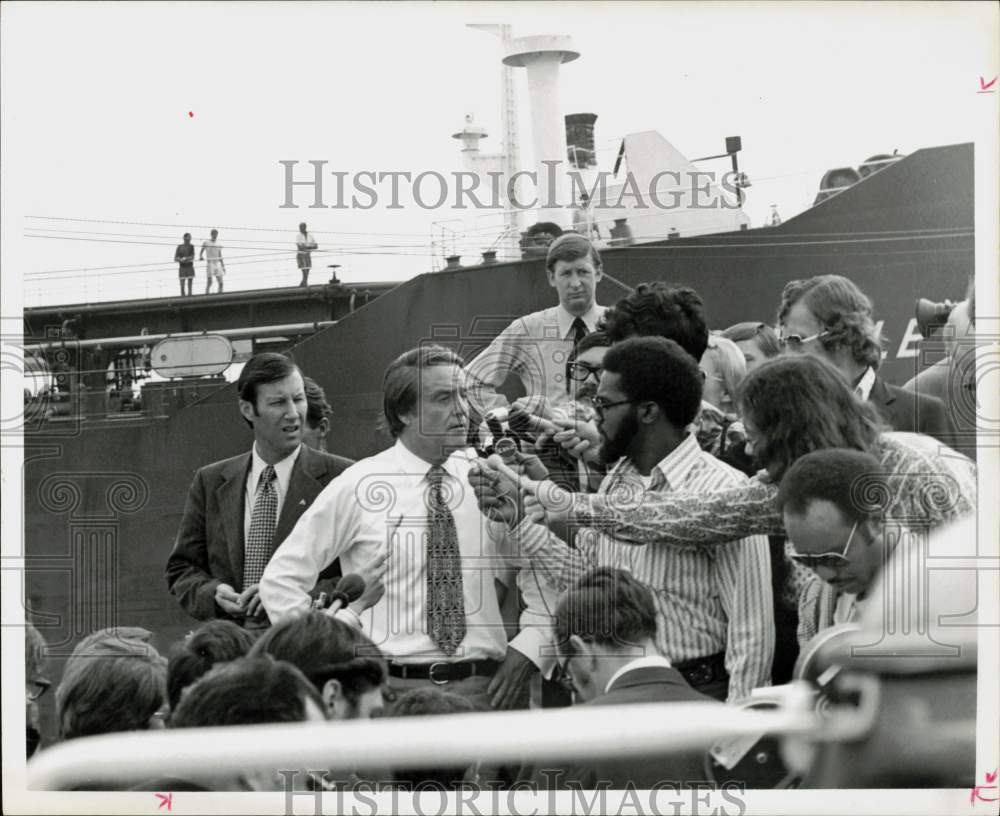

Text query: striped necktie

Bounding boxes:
[243,465,277,588]
[425,465,466,655]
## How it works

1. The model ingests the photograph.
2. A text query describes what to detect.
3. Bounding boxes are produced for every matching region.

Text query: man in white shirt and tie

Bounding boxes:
[165,354,352,628]
[260,345,560,709]
[467,233,607,419]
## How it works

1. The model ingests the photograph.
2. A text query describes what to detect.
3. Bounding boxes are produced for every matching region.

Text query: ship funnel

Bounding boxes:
[503,35,579,227]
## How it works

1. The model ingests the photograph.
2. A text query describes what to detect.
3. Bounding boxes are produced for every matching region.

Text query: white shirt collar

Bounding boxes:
[556,302,603,339]
[249,443,301,496]
[605,655,673,694]
[855,366,877,401]
[392,438,473,483]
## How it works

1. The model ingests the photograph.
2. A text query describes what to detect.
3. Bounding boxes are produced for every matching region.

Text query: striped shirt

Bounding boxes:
[519,433,774,702]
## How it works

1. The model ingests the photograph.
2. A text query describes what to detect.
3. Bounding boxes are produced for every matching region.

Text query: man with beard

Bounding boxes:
[493,337,774,701]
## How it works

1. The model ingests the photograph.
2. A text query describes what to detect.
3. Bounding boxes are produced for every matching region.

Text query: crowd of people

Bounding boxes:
[26,232,978,792]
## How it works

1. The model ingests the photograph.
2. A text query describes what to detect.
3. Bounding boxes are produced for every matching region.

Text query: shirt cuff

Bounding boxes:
[509,627,558,677]
[334,606,363,631]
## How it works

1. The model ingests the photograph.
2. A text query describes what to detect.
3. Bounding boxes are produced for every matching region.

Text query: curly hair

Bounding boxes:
[737,355,883,482]
[777,275,885,369]
[603,281,709,362]
[167,620,255,711]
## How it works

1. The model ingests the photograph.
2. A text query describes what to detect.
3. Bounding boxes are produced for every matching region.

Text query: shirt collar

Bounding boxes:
[556,302,602,339]
[250,443,301,495]
[605,655,673,694]
[392,439,472,482]
[611,433,703,492]
[855,366,877,401]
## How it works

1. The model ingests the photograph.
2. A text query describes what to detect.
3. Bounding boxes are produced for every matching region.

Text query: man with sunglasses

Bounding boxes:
[778,448,898,644]
[778,275,951,444]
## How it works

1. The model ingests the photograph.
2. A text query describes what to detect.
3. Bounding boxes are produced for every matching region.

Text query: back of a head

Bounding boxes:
[603,281,709,362]
[250,612,386,700]
[170,657,323,729]
[57,627,167,740]
[555,567,658,654]
[720,321,781,360]
[778,275,882,369]
[389,688,477,788]
[778,448,885,524]
[738,355,882,482]
[602,336,703,429]
[302,375,333,428]
[167,620,255,711]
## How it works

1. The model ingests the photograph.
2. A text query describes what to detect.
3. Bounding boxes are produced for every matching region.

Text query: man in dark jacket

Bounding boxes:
[778,274,952,443]
[529,568,718,790]
[165,353,352,627]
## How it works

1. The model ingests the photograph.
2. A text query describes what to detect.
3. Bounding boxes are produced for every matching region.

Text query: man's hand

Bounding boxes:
[488,648,538,710]
[238,583,264,619]
[215,583,244,616]
[551,418,602,465]
[468,460,521,525]
[521,476,576,526]
[349,548,388,614]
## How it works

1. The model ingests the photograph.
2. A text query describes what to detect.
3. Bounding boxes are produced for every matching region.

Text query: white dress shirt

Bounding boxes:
[855,366,877,401]
[260,441,559,670]
[244,443,302,542]
[467,302,606,414]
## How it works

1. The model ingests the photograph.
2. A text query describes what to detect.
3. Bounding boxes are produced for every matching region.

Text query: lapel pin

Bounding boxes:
[299,499,307,506]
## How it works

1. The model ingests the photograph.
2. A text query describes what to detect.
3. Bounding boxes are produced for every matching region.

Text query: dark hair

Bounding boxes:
[166,620,255,712]
[303,376,332,429]
[778,448,885,524]
[555,568,658,656]
[169,657,323,728]
[545,232,602,273]
[182,232,191,240]
[237,353,301,407]
[602,336,703,428]
[389,688,478,788]
[250,612,386,704]
[603,282,709,362]
[381,345,464,438]
[527,221,564,239]
[720,322,781,359]
[777,275,884,369]
[738,355,883,482]
[56,627,167,741]
[565,330,611,392]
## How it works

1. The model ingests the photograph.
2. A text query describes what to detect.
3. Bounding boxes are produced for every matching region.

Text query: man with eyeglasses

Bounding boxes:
[778,275,951,444]
[512,336,774,702]
[778,448,899,645]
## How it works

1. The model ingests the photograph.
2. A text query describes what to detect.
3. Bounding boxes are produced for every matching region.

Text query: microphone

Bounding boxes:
[321,573,366,616]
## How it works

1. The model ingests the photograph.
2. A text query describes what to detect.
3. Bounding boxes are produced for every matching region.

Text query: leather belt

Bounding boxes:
[674,652,729,688]
[388,659,501,685]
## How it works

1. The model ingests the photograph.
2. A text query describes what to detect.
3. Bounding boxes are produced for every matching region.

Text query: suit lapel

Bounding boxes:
[217,453,251,589]
[273,447,323,547]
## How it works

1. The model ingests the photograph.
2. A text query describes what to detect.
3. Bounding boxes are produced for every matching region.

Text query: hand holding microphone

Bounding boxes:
[318,573,367,616]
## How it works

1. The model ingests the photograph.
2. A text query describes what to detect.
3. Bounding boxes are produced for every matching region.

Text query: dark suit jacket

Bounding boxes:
[165,445,352,621]
[530,665,719,790]
[869,375,953,444]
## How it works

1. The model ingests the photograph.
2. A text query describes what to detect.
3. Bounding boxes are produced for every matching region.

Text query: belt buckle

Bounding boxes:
[428,662,450,685]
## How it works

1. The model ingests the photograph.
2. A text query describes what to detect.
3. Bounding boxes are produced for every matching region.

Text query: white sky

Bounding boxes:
[2,1,998,306]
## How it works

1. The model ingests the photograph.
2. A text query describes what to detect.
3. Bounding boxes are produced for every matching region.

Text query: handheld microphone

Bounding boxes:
[322,573,366,616]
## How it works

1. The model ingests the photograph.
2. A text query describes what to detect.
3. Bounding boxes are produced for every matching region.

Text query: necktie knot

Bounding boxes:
[570,317,589,346]
[427,465,447,506]
[260,465,276,488]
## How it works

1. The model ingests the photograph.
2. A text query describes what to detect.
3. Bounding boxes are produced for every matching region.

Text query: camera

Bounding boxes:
[915,298,955,339]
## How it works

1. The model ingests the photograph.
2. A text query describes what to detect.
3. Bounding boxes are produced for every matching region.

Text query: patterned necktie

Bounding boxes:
[570,317,589,348]
[243,465,277,588]
[425,465,466,655]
